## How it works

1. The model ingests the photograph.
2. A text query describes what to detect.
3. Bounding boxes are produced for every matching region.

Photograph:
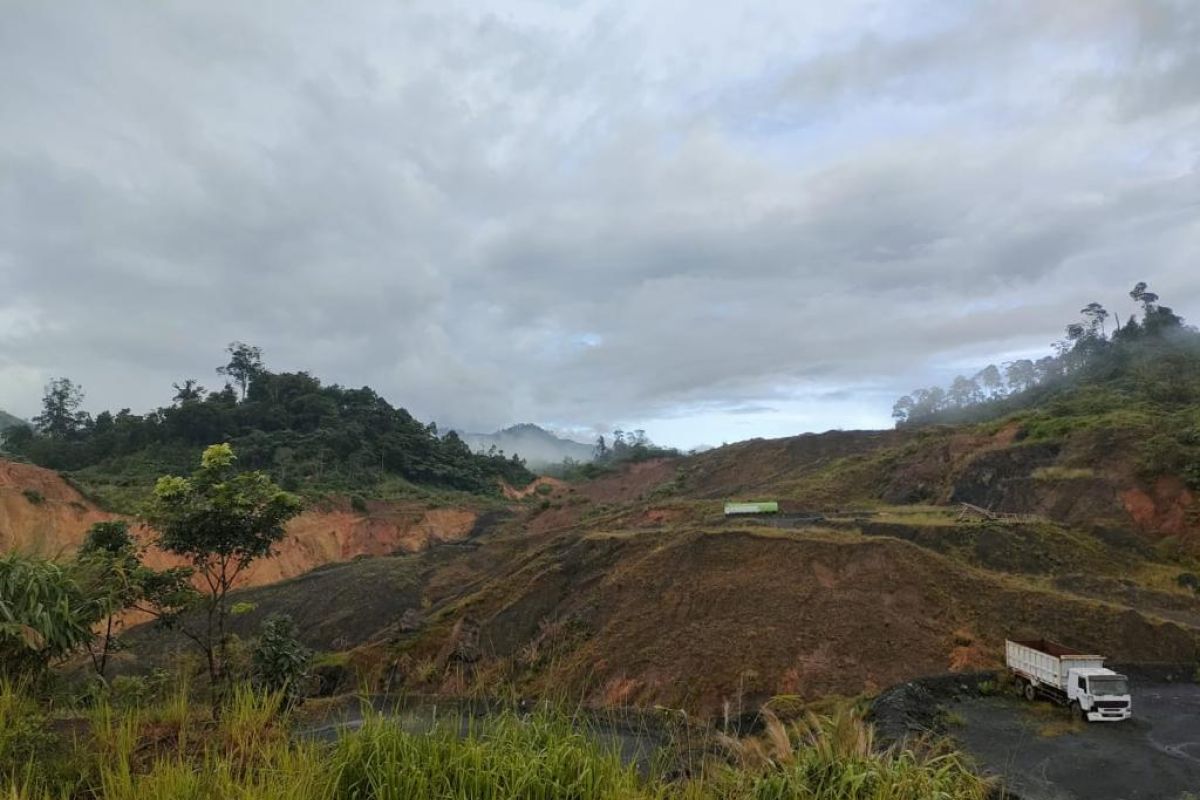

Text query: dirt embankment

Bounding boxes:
[0,461,114,555]
[0,458,480,590]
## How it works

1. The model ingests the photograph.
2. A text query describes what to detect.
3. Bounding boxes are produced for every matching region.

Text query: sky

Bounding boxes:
[1,0,1198,449]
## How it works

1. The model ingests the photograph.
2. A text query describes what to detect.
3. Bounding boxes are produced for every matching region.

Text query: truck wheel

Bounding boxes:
[1072,702,1088,722]
[1023,682,1036,702]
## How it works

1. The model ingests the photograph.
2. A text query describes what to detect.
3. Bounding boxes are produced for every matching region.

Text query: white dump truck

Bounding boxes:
[1005,639,1131,722]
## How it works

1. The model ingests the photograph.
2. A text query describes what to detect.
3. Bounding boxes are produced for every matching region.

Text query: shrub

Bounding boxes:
[252,614,311,705]
[350,495,369,514]
[20,489,44,505]
[0,554,94,679]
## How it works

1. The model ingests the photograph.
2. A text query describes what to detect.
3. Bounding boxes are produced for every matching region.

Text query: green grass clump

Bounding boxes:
[327,711,649,800]
[1031,466,1095,481]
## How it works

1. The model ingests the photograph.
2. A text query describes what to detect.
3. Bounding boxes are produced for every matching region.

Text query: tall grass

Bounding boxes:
[714,710,990,800]
[326,710,651,800]
[0,683,990,800]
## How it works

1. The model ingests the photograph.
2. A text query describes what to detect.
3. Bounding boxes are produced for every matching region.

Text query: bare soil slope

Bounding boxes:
[0,457,485,589]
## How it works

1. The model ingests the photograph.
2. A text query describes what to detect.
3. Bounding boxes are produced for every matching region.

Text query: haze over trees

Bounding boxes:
[2,343,533,495]
[892,283,1197,428]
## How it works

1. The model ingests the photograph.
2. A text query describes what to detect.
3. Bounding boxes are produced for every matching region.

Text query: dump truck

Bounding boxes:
[1005,639,1131,722]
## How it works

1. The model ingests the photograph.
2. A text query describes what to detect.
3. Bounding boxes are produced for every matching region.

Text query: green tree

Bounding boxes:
[0,553,94,679]
[974,364,1004,398]
[75,520,153,681]
[251,613,311,706]
[172,379,207,405]
[32,378,90,439]
[216,342,264,400]
[1080,302,1110,337]
[1003,359,1036,393]
[144,443,301,712]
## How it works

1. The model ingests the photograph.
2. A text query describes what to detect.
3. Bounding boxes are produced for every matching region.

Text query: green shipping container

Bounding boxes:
[724,501,780,516]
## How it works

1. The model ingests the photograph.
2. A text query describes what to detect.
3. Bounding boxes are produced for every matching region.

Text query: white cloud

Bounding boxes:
[1,0,1197,445]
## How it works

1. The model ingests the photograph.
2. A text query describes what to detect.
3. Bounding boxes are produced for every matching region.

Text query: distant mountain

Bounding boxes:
[0,409,27,431]
[460,424,595,468]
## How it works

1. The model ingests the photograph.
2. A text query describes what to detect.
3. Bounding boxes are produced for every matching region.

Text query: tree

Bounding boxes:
[593,435,608,460]
[216,342,264,400]
[1004,359,1036,394]
[75,521,159,680]
[32,378,90,439]
[143,443,301,713]
[0,553,94,679]
[172,379,207,405]
[948,375,982,408]
[252,613,311,706]
[1080,302,1110,338]
[1130,281,1158,312]
[974,364,1004,399]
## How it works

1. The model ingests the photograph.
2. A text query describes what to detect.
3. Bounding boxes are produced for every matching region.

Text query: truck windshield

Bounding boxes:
[1088,676,1128,696]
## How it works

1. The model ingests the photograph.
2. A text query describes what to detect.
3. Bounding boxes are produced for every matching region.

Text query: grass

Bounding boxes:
[1024,703,1086,738]
[1031,466,1096,481]
[0,681,992,800]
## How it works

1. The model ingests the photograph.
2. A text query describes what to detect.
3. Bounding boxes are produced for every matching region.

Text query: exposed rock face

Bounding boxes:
[1122,476,1199,541]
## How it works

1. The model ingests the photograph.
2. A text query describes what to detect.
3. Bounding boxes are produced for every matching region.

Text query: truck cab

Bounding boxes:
[1068,667,1132,722]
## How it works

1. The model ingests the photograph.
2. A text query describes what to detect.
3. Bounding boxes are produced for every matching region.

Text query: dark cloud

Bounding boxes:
[1,0,1197,446]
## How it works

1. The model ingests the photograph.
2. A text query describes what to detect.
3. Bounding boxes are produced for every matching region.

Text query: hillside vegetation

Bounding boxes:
[892,283,1200,494]
[2,343,533,502]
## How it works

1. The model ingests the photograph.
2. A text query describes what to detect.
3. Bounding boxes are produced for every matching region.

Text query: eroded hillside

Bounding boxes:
[113,419,1200,715]
[0,458,495,589]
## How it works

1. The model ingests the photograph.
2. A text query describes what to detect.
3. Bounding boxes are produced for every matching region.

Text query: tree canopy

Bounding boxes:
[892,283,1198,428]
[2,346,533,496]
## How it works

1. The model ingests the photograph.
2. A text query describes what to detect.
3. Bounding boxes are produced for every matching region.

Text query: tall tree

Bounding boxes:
[144,443,301,713]
[32,378,90,439]
[948,375,982,408]
[1004,359,1036,393]
[172,379,207,405]
[216,342,264,400]
[974,364,1004,398]
[1080,302,1110,338]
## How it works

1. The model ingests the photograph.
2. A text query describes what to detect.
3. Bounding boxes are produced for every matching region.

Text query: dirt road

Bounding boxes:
[942,682,1200,799]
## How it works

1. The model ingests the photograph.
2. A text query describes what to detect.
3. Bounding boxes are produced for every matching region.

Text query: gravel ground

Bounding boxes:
[943,682,1200,800]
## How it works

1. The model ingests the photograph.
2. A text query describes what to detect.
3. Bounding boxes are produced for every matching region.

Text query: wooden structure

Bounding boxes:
[956,502,1036,524]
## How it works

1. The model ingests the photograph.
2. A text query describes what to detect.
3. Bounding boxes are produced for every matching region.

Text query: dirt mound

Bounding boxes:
[682,430,903,500]
[576,459,678,504]
[263,524,1197,715]
[503,476,568,500]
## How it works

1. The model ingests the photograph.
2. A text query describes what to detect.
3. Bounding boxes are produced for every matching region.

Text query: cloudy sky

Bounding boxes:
[1,1,1198,448]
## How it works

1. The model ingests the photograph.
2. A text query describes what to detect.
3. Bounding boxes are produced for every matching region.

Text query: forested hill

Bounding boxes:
[891,282,1200,489]
[893,283,1199,425]
[1,344,533,498]
[0,409,25,431]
